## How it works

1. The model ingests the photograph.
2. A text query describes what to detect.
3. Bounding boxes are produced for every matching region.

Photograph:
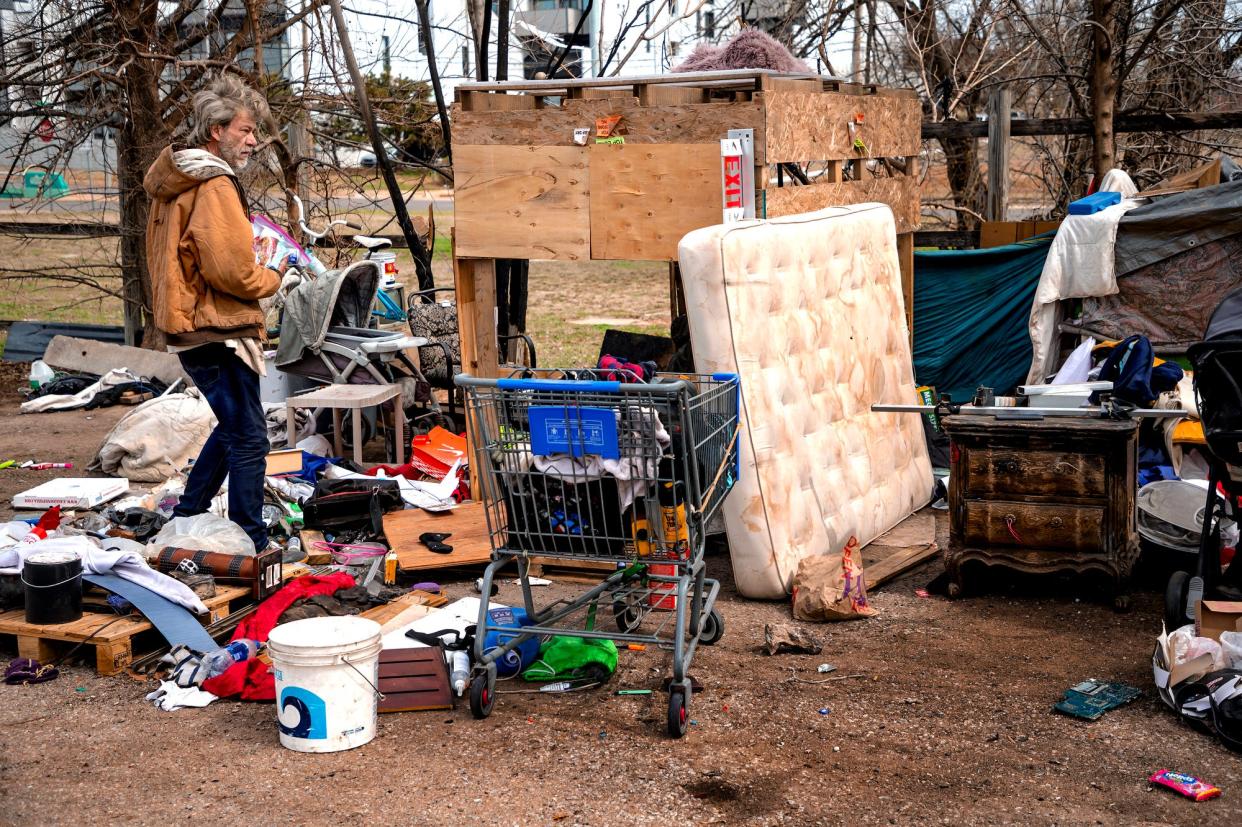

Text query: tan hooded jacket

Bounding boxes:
[143,146,280,345]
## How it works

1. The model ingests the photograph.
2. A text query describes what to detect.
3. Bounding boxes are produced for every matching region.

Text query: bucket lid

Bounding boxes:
[26,550,81,566]
[268,616,382,655]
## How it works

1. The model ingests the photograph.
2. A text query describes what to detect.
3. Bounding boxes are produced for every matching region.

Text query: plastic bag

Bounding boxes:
[147,513,256,557]
[1222,631,1242,670]
[1185,636,1225,670]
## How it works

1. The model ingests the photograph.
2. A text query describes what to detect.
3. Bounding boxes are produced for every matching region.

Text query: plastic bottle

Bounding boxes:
[282,535,305,564]
[450,650,470,696]
[200,639,259,679]
[28,360,53,390]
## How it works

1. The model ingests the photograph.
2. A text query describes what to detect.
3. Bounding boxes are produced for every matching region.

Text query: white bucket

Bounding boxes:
[267,616,383,753]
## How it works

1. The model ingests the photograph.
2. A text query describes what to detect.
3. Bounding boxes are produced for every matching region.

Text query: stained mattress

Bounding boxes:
[678,204,933,598]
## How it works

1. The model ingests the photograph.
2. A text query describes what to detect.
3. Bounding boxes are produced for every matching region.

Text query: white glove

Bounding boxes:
[145,680,218,712]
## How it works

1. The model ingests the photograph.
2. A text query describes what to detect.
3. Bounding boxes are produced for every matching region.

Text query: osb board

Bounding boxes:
[453,145,590,260]
[452,98,766,154]
[765,176,922,234]
[383,501,494,571]
[764,91,922,162]
[590,143,723,261]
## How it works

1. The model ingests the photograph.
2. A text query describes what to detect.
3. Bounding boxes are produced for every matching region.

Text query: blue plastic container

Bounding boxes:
[1068,191,1121,215]
[482,606,541,676]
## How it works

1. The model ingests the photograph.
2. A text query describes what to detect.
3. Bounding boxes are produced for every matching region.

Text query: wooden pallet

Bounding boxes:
[0,584,250,675]
[525,556,622,581]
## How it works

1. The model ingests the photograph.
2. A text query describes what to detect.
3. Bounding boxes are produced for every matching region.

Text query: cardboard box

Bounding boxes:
[265,448,303,476]
[13,478,129,510]
[1197,600,1242,641]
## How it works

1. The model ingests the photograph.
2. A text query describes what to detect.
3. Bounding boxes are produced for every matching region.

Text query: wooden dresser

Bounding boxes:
[943,414,1139,610]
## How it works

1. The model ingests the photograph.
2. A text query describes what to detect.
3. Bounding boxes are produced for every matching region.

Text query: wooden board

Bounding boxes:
[765,175,922,234]
[452,98,766,153]
[359,589,449,632]
[764,91,922,162]
[453,144,590,261]
[377,647,453,713]
[0,585,248,676]
[861,510,939,590]
[589,143,723,261]
[526,556,620,581]
[383,501,494,571]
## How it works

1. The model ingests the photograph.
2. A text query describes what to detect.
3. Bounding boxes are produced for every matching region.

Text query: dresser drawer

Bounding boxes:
[963,448,1107,501]
[963,500,1105,553]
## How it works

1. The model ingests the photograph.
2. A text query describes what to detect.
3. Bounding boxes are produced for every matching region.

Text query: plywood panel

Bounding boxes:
[453,145,590,260]
[589,143,723,261]
[765,175,922,234]
[452,99,766,153]
[383,501,494,571]
[764,91,922,162]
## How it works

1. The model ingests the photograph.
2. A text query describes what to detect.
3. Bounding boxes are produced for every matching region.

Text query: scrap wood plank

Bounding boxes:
[0,585,248,675]
[861,510,940,590]
[526,556,620,582]
[360,589,447,634]
[383,501,494,571]
[377,647,453,713]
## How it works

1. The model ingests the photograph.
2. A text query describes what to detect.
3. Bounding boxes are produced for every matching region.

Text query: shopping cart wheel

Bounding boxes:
[667,684,690,738]
[612,593,643,633]
[700,609,724,646]
[469,668,495,719]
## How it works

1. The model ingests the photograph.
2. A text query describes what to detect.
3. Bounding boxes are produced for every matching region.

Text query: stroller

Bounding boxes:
[406,286,538,430]
[1166,287,1242,631]
[275,259,440,446]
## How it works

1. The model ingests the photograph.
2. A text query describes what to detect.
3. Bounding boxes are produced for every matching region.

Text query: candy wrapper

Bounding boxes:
[1149,769,1221,801]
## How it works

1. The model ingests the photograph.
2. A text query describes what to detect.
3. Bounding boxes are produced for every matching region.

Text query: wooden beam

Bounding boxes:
[897,232,914,339]
[986,87,1011,222]
[454,256,499,378]
[922,110,1242,140]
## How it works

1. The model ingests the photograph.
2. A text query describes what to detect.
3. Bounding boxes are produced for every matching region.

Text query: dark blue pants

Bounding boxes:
[174,343,269,550]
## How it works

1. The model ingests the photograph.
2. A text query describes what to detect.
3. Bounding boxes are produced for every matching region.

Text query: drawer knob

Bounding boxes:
[996,460,1020,474]
[1049,517,1065,529]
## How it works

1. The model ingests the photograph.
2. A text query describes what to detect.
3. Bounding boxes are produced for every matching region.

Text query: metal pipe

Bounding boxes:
[871,404,1188,419]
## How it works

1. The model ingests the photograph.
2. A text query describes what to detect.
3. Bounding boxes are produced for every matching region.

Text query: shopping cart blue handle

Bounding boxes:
[495,378,622,393]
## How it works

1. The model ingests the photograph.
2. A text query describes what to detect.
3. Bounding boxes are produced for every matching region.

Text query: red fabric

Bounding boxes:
[201,572,356,701]
[231,572,355,643]
[202,657,275,701]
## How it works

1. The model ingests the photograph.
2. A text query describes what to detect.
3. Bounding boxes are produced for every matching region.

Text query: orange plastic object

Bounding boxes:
[410,426,468,479]
[595,114,623,138]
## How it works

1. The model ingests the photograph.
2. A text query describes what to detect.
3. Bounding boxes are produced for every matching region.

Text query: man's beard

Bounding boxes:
[217,141,250,171]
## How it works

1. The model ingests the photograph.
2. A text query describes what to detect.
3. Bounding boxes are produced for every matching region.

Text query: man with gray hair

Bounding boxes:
[143,74,282,553]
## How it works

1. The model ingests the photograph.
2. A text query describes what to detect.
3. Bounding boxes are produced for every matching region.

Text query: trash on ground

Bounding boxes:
[763,622,822,656]
[1053,680,1142,720]
[1148,769,1221,801]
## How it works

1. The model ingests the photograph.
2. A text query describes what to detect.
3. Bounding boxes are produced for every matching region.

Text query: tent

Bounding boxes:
[913,235,1051,402]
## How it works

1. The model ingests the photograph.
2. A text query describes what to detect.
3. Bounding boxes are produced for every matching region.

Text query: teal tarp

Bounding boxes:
[913,234,1053,402]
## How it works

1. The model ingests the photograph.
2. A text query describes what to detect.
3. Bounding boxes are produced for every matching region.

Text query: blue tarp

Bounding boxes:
[913,234,1053,402]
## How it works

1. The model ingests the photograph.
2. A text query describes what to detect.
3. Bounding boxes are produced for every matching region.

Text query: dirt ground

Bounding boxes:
[0,363,1240,826]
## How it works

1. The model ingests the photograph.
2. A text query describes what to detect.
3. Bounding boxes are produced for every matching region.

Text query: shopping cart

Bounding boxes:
[456,368,740,737]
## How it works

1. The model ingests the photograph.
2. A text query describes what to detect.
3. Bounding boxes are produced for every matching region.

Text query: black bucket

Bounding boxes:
[22,550,83,624]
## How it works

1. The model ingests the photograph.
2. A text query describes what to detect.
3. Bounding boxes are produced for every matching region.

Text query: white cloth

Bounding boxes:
[145,680,218,711]
[1026,171,1144,384]
[20,369,141,413]
[89,389,215,482]
[0,535,209,614]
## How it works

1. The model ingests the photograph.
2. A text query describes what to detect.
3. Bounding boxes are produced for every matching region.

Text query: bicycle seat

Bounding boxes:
[354,234,392,251]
